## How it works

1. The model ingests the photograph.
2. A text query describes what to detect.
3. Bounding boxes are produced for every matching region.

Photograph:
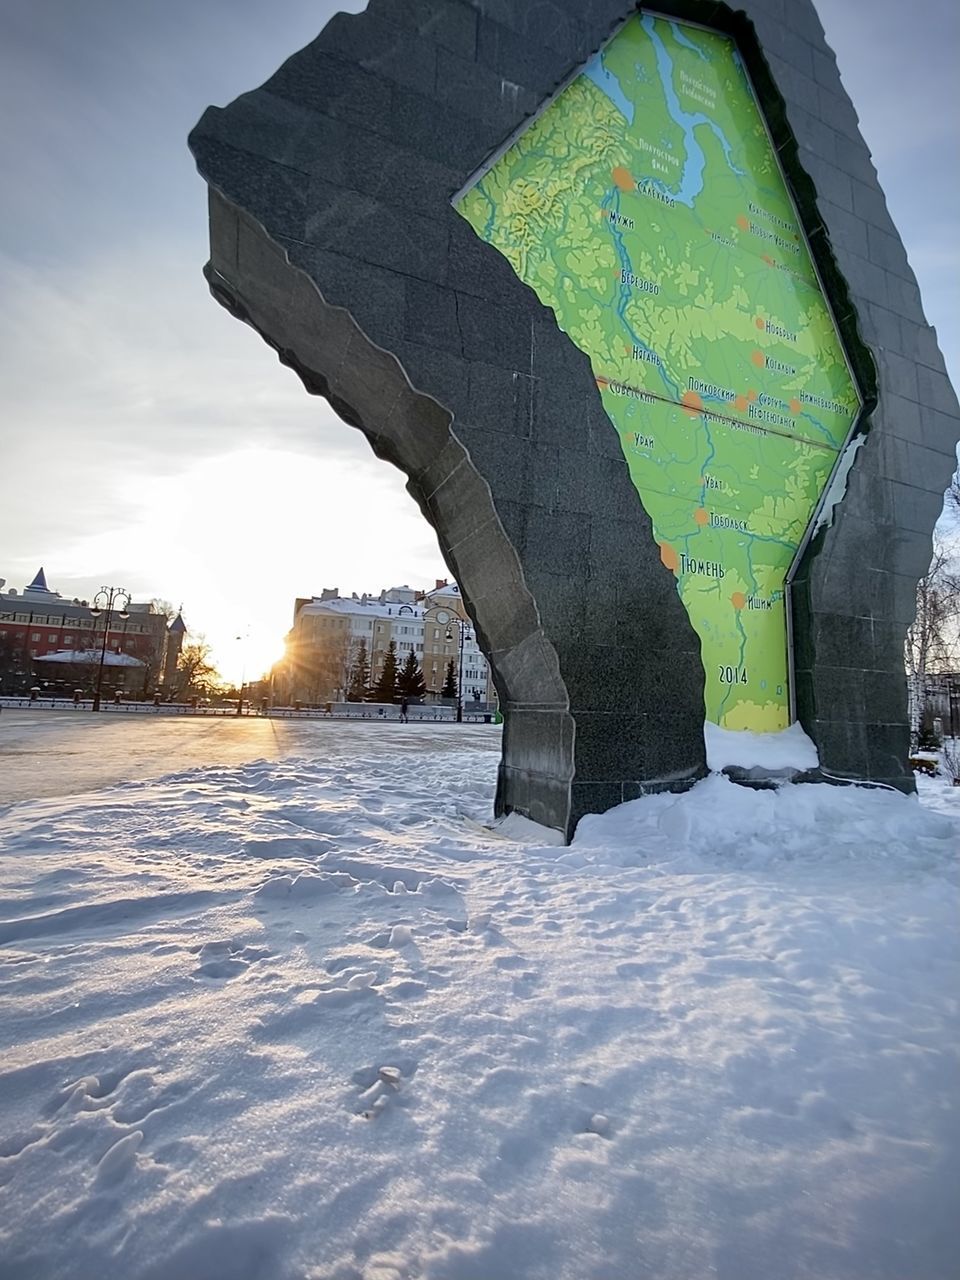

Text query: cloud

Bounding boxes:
[0,241,374,551]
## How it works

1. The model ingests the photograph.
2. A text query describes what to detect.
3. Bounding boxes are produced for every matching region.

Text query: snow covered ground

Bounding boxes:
[0,723,958,1280]
[0,710,424,804]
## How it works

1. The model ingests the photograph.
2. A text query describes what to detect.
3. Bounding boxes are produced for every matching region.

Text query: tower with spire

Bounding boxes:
[22,567,60,601]
[162,611,187,692]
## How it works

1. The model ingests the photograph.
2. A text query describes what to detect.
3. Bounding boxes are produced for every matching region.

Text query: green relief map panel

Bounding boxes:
[455,12,860,731]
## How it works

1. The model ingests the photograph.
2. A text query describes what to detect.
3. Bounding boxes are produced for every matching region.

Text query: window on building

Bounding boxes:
[31,632,40,641]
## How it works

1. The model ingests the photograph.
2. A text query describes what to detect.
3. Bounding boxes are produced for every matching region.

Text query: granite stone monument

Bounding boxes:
[189,0,959,839]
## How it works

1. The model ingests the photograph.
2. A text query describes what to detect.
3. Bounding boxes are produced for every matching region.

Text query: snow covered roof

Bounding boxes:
[34,649,145,667]
[301,597,423,621]
[298,582,468,623]
[424,582,462,601]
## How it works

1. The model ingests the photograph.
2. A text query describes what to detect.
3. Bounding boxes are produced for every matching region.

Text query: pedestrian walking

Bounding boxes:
[399,698,409,723]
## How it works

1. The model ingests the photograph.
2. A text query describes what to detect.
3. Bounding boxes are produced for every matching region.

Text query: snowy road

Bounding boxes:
[0,710,494,804]
[0,728,958,1279]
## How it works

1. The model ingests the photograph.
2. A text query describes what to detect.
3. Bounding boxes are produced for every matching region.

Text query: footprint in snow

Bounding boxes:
[511,970,541,1000]
[95,1130,143,1186]
[583,1113,612,1138]
[191,940,271,981]
[350,1060,418,1119]
[44,1065,144,1117]
[386,979,427,1000]
[252,972,384,1042]
[367,924,416,949]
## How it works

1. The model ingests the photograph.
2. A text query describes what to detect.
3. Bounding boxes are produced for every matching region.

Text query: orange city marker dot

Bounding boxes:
[751,350,766,368]
[734,394,749,412]
[747,388,758,401]
[731,591,747,610]
[755,316,766,330]
[789,397,802,414]
[659,543,679,573]
[736,213,749,231]
[612,166,635,191]
[681,389,703,416]
[694,507,709,526]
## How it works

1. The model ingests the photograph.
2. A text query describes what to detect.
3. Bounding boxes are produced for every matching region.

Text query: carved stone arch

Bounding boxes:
[196,176,705,838]
[203,196,578,827]
[190,0,960,836]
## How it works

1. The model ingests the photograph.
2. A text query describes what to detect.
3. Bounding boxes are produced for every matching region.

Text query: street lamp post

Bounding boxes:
[444,618,467,724]
[235,631,248,716]
[89,586,131,712]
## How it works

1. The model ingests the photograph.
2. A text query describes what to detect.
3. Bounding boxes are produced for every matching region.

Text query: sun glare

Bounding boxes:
[223,632,289,689]
[52,441,444,686]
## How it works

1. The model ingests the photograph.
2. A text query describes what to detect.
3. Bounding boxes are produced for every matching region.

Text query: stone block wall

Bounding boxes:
[189,0,959,837]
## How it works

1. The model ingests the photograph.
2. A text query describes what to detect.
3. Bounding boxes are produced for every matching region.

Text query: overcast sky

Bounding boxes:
[1,0,957,680]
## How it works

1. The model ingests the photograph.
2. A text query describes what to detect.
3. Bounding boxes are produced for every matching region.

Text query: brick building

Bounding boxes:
[0,568,185,697]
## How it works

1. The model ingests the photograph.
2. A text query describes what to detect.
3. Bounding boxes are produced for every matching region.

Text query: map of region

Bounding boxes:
[456,12,860,731]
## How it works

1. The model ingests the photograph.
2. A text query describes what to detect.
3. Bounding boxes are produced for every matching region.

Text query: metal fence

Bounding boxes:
[0,696,496,724]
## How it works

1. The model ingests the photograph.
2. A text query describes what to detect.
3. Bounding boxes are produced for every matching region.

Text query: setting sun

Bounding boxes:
[226,631,288,688]
[49,443,445,686]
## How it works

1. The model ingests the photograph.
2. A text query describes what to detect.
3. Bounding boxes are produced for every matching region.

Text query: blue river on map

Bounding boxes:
[584,17,744,208]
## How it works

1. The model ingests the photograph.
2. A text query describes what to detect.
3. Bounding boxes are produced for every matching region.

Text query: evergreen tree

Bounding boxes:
[398,650,426,701]
[347,639,370,702]
[441,657,457,700]
[916,710,942,751]
[372,639,400,703]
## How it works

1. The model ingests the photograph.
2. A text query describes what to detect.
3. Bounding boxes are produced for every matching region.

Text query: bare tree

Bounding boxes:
[169,637,221,700]
[151,598,178,625]
[906,538,960,743]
